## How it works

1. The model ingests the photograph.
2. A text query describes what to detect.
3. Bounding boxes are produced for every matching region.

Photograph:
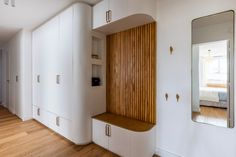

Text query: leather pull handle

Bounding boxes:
[37,108,40,116]
[37,75,40,83]
[56,75,60,84]
[56,117,60,126]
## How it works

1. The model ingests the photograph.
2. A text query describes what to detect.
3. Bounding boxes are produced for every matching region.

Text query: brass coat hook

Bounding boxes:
[165,93,168,101]
[170,46,174,55]
[176,94,180,102]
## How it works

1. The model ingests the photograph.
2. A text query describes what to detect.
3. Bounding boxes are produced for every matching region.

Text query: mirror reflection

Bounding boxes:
[191,11,234,128]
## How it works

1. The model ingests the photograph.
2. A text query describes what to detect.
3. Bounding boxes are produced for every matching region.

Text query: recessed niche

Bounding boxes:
[92,36,102,60]
[92,64,102,86]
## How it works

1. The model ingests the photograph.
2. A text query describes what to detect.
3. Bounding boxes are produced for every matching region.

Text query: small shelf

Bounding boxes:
[91,33,104,87]
[91,58,102,65]
[92,64,102,87]
[92,36,103,60]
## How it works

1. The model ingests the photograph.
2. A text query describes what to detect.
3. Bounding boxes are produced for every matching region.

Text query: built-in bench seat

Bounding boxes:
[92,113,156,157]
[93,113,155,132]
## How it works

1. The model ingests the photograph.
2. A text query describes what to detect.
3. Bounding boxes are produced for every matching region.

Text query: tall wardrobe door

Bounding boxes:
[32,30,41,108]
[54,7,73,119]
[40,17,60,111]
[8,43,16,113]
[14,34,21,117]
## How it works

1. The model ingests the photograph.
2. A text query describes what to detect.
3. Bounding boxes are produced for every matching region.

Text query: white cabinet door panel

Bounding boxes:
[32,31,39,108]
[109,125,131,157]
[33,28,44,109]
[40,16,60,112]
[54,6,73,119]
[130,130,155,157]
[93,0,108,29]
[33,106,49,125]
[109,0,128,22]
[48,112,71,140]
[92,119,109,149]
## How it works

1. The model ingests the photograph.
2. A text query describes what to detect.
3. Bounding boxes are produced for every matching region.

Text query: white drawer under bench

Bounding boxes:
[92,113,156,157]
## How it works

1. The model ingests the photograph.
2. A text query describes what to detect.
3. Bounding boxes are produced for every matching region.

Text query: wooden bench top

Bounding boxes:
[93,113,155,132]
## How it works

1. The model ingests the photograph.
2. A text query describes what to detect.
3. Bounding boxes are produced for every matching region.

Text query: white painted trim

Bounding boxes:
[155,147,181,157]
[21,116,33,122]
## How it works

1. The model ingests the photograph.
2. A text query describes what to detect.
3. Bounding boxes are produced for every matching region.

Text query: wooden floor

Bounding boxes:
[192,106,227,127]
[0,106,159,157]
[0,106,119,157]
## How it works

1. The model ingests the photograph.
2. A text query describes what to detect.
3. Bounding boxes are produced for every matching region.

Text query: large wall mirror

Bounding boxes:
[191,11,235,128]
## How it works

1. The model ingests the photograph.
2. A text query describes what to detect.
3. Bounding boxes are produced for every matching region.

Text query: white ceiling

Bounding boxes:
[199,40,227,57]
[0,0,101,46]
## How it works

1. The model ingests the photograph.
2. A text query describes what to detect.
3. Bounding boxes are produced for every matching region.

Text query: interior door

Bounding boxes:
[6,50,10,108]
[32,30,40,108]
[8,45,15,114]
[14,43,20,117]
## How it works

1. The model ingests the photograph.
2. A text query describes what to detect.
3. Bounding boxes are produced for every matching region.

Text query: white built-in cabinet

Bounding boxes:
[93,0,109,29]
[93,119,130,156]
[93,118,156,157]
[4,30,32,121]
[93,0,157,30]
[32,3,106,144]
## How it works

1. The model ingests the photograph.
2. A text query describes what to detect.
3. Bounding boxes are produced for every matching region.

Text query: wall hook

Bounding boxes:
[176,94,180,102]
[165,93,169,101]
[170,46,174,55]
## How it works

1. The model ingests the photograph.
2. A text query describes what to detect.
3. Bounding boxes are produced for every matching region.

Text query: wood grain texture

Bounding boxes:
[0,106,160,157]
[93,113,155,132]
[107,22,156,124]
[0,106,118,157]
[192,106,227,127]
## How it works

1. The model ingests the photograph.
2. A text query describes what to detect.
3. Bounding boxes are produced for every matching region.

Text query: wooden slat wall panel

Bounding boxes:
[106,22,156,124]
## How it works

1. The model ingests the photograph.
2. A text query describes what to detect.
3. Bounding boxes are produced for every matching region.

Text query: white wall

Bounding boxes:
[1,30,32,120]
[156,0,236,157]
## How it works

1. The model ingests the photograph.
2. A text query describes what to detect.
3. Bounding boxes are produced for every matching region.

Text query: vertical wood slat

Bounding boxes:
[107,22,156,124]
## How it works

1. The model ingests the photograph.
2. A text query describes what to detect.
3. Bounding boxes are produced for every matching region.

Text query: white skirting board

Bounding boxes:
[156,147,181,157]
